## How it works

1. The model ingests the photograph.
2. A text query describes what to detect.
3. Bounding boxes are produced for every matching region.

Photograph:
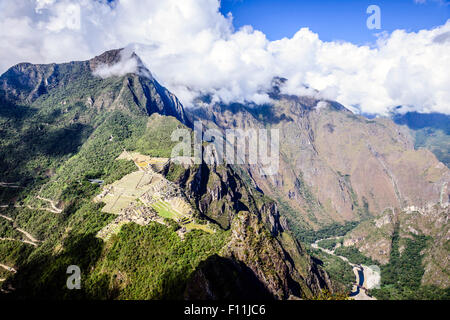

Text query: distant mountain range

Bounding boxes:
[392,111,450,167]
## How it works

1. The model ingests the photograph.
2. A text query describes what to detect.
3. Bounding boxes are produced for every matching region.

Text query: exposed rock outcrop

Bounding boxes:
[166,160,333,299]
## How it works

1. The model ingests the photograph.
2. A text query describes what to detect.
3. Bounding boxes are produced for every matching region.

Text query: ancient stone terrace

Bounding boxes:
[95,151,213,240]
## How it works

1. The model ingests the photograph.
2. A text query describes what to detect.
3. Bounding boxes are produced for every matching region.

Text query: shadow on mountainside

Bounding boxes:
[184,254,275,300]
[0,233,105,300]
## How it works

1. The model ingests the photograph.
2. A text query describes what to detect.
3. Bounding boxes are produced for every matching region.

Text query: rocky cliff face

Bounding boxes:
[186,94,449,297]
[174,163,251,229]
[187,96,449,230]
[220,210,331,299]
[164,161,333,299]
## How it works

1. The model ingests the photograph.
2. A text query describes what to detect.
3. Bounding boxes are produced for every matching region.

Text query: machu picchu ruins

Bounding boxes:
[96,151,214,240]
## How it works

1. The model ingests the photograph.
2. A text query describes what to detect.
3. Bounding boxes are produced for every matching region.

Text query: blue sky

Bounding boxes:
[220,0,450,44]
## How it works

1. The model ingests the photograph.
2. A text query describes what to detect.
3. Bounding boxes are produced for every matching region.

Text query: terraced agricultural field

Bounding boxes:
[151,200,214,234]
[117,151,169,171]
[151,200,182,220]
[185,222,215,233]
[98,170,154,214]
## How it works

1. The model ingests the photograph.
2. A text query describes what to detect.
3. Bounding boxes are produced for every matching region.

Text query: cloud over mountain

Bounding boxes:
[92,48,140,79]
[0,0,449,115]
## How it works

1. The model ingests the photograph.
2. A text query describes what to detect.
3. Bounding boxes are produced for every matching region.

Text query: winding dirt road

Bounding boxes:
[0,214,40,246]
[0,263,17,274]
[0,237,38,247]
[36,196,63,213]
[0,214,13,221]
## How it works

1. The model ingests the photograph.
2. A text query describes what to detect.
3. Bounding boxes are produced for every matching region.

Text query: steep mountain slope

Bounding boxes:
[188,95,449,237]
[0,49,188,187]
[162,160,334,299]
[0,50,334,300]
[0,49,187,123]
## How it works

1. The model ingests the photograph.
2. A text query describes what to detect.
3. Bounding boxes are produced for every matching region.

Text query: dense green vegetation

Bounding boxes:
[2,201,227,299]
[0,241,34,267]
[317,237,343,251]
[86,223,229,299]
[0,65,234,299]
[165,162,189,182]
[135,114,189,158]
[0,218,24,240]
[0,197,116,298]
[40,111,147,200]
[309,248,354,293]
[334,246,376,266]
[371,229,450,300]
[294,221,359,244]
[0,63,139,186]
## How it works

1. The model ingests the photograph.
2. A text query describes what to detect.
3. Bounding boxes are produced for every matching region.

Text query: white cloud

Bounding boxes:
[92,48,139,79]
[0,0,449,115]
[315,101,329,111]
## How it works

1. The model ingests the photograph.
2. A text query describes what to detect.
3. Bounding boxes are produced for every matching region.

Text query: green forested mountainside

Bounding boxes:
[0,71,140,186]
[135,114,188,158]
[371,231,450,300]
[87,224,228,300]
[0,51,335,300]
[333,246,377,266]
[317,238,343,251]
[294,221,359,244]
[339,206,450,300]
[308,247,355,292]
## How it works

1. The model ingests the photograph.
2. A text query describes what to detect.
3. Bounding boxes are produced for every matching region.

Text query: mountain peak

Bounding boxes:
[90,48,152,80]
[89,48,125,68]
[0,48,187,124]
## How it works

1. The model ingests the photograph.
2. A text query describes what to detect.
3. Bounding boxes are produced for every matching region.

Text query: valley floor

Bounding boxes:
[312,238,379,300]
